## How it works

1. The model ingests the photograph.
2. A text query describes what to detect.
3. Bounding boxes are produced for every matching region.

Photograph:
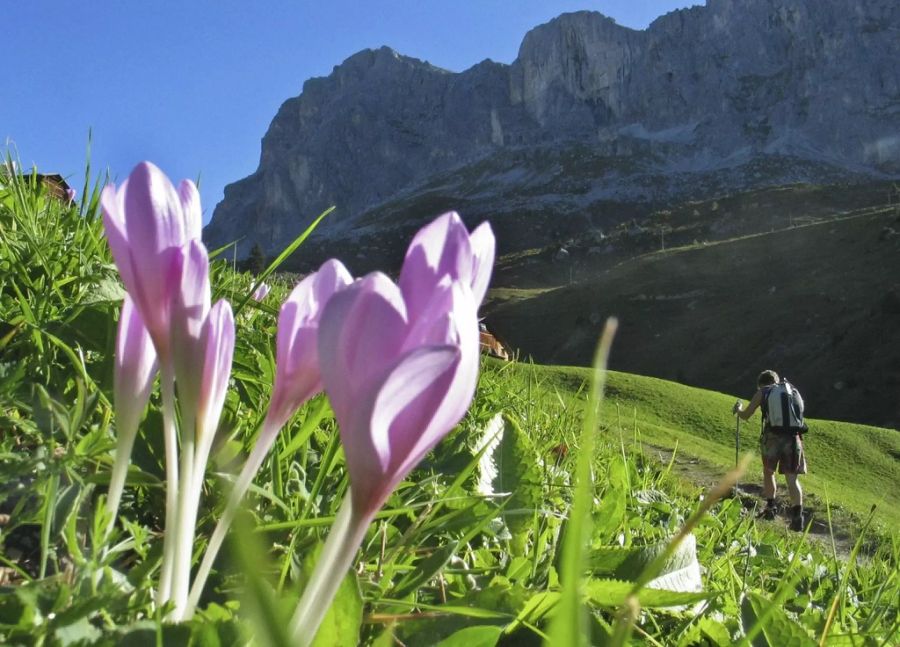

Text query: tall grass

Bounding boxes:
[0,159,897,645]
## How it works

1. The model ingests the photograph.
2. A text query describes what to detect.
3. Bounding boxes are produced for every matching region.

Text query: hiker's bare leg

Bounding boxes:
[785,473,803,507]
[762,468,776,499]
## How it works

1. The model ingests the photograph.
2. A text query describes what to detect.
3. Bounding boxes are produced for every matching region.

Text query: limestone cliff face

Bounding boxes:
[205,0,900,255]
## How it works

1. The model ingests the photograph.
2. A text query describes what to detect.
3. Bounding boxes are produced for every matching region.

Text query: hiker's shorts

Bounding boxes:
[761,431,807,474]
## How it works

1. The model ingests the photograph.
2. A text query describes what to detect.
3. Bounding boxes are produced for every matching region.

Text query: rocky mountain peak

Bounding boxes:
[205,1,900,257]
[511,11,640,129]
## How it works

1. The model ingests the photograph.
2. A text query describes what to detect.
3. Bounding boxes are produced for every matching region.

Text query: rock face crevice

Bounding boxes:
[205,1,900,256]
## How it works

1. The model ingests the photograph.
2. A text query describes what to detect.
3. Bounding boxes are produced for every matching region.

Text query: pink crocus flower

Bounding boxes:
[289,215,493,643]
[399,211,495,321]
[101,161,229,613]
[171,298,235,617]
[194,300,236,449]
[266,260,353,430]
[106,295,158,532]
[184,259,353,619]
[65,187,77,204]
[170,240,212,416]
[251,282,270,301]
[100,161,202,360]
[321,272,480,516]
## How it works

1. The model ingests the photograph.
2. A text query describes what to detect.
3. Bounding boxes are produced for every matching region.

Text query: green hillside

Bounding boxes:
[486,207,900,428]
[497,362,900,530]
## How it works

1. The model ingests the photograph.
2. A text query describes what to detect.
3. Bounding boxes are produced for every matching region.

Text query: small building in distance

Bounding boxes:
[1,161,74,202]
[479,323,510,361]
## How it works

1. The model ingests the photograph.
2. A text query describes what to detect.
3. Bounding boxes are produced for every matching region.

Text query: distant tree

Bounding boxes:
[247,242,266,275]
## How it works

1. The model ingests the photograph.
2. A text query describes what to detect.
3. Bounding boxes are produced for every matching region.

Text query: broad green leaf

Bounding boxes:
[51,483,81,536]
[435,625,503,647]
[507,590,560,633]
[53,616,102,646]
[0,586,41,627]
[821,634,872,646]
[590,533,701,587]
[696,617,733,647]
[471,412,504,497]
[494,414,542,537]
[80,276,125,304]
[309,563,363,647]
[740,591,816,647]
[593,458,627,542]
[371,626,398,647]
[585,578,710,609]
[231,517,293,647]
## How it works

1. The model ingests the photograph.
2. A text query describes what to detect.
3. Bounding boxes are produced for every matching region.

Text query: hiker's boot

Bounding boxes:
[790,505,806,531]
[758,499,777,520]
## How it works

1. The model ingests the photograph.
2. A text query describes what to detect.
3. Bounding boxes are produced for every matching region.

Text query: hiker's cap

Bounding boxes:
[757,370,779,387]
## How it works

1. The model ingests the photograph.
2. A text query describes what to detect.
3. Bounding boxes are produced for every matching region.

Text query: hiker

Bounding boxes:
[732,370,808,531]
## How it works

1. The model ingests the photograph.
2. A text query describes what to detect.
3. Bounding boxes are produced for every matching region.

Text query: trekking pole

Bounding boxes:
[733,402,742,494]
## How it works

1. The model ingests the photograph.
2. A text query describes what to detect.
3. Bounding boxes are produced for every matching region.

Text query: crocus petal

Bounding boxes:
[123,162,187,263]
[394,280,480,481]
[402,276,457,349]
[171,240,212,411]
[398,212,495,322]
[107,295,158,528]
[351,345,460,515]
[100,184,139,300]
[468,222,496,306]
[399,212,473,320]
[314,259,354,301]
[318,273,407,478]
[196,300,235,441]
[251,282,270,302]
[317,273,408,431]
[114,294,159,432]
[178,179,202,242]
[100,163,202,360]
[266,260,353,428]
[276,260,353,368]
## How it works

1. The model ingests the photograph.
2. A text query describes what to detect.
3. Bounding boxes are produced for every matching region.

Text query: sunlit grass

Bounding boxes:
[0,156,897,645]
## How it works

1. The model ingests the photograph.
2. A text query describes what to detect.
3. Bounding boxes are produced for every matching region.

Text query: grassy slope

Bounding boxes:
[4,167,898,643]
[506,361,900,529]
[486,207,900,428]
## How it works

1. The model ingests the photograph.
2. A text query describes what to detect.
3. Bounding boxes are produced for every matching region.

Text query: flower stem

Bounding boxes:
[104,423,138,540]
[157,364,179,606]
[182,417,281,619]
[288,494,369,645]
[169,407,196,620]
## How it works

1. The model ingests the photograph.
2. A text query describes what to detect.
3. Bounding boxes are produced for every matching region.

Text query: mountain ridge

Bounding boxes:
[205,0,900,257]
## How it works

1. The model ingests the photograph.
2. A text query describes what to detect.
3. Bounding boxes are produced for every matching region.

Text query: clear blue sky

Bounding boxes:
[5,1,699,224]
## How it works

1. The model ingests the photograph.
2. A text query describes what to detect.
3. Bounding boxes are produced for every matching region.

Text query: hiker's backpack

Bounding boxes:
[762,380,808,434]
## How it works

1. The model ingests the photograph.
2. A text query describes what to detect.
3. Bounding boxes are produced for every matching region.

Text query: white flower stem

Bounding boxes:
[104,423,138,539]
[168,408,196,620]
[182,417,281,620]
[289,494,370,645]
[157,364,179,606]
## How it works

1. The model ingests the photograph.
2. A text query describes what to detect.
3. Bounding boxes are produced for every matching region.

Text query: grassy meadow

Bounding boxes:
[1,164,898,645]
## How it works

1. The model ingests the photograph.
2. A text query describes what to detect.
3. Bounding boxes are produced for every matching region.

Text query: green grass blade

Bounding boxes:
[234,206,335,316]
[546,319,617,647]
